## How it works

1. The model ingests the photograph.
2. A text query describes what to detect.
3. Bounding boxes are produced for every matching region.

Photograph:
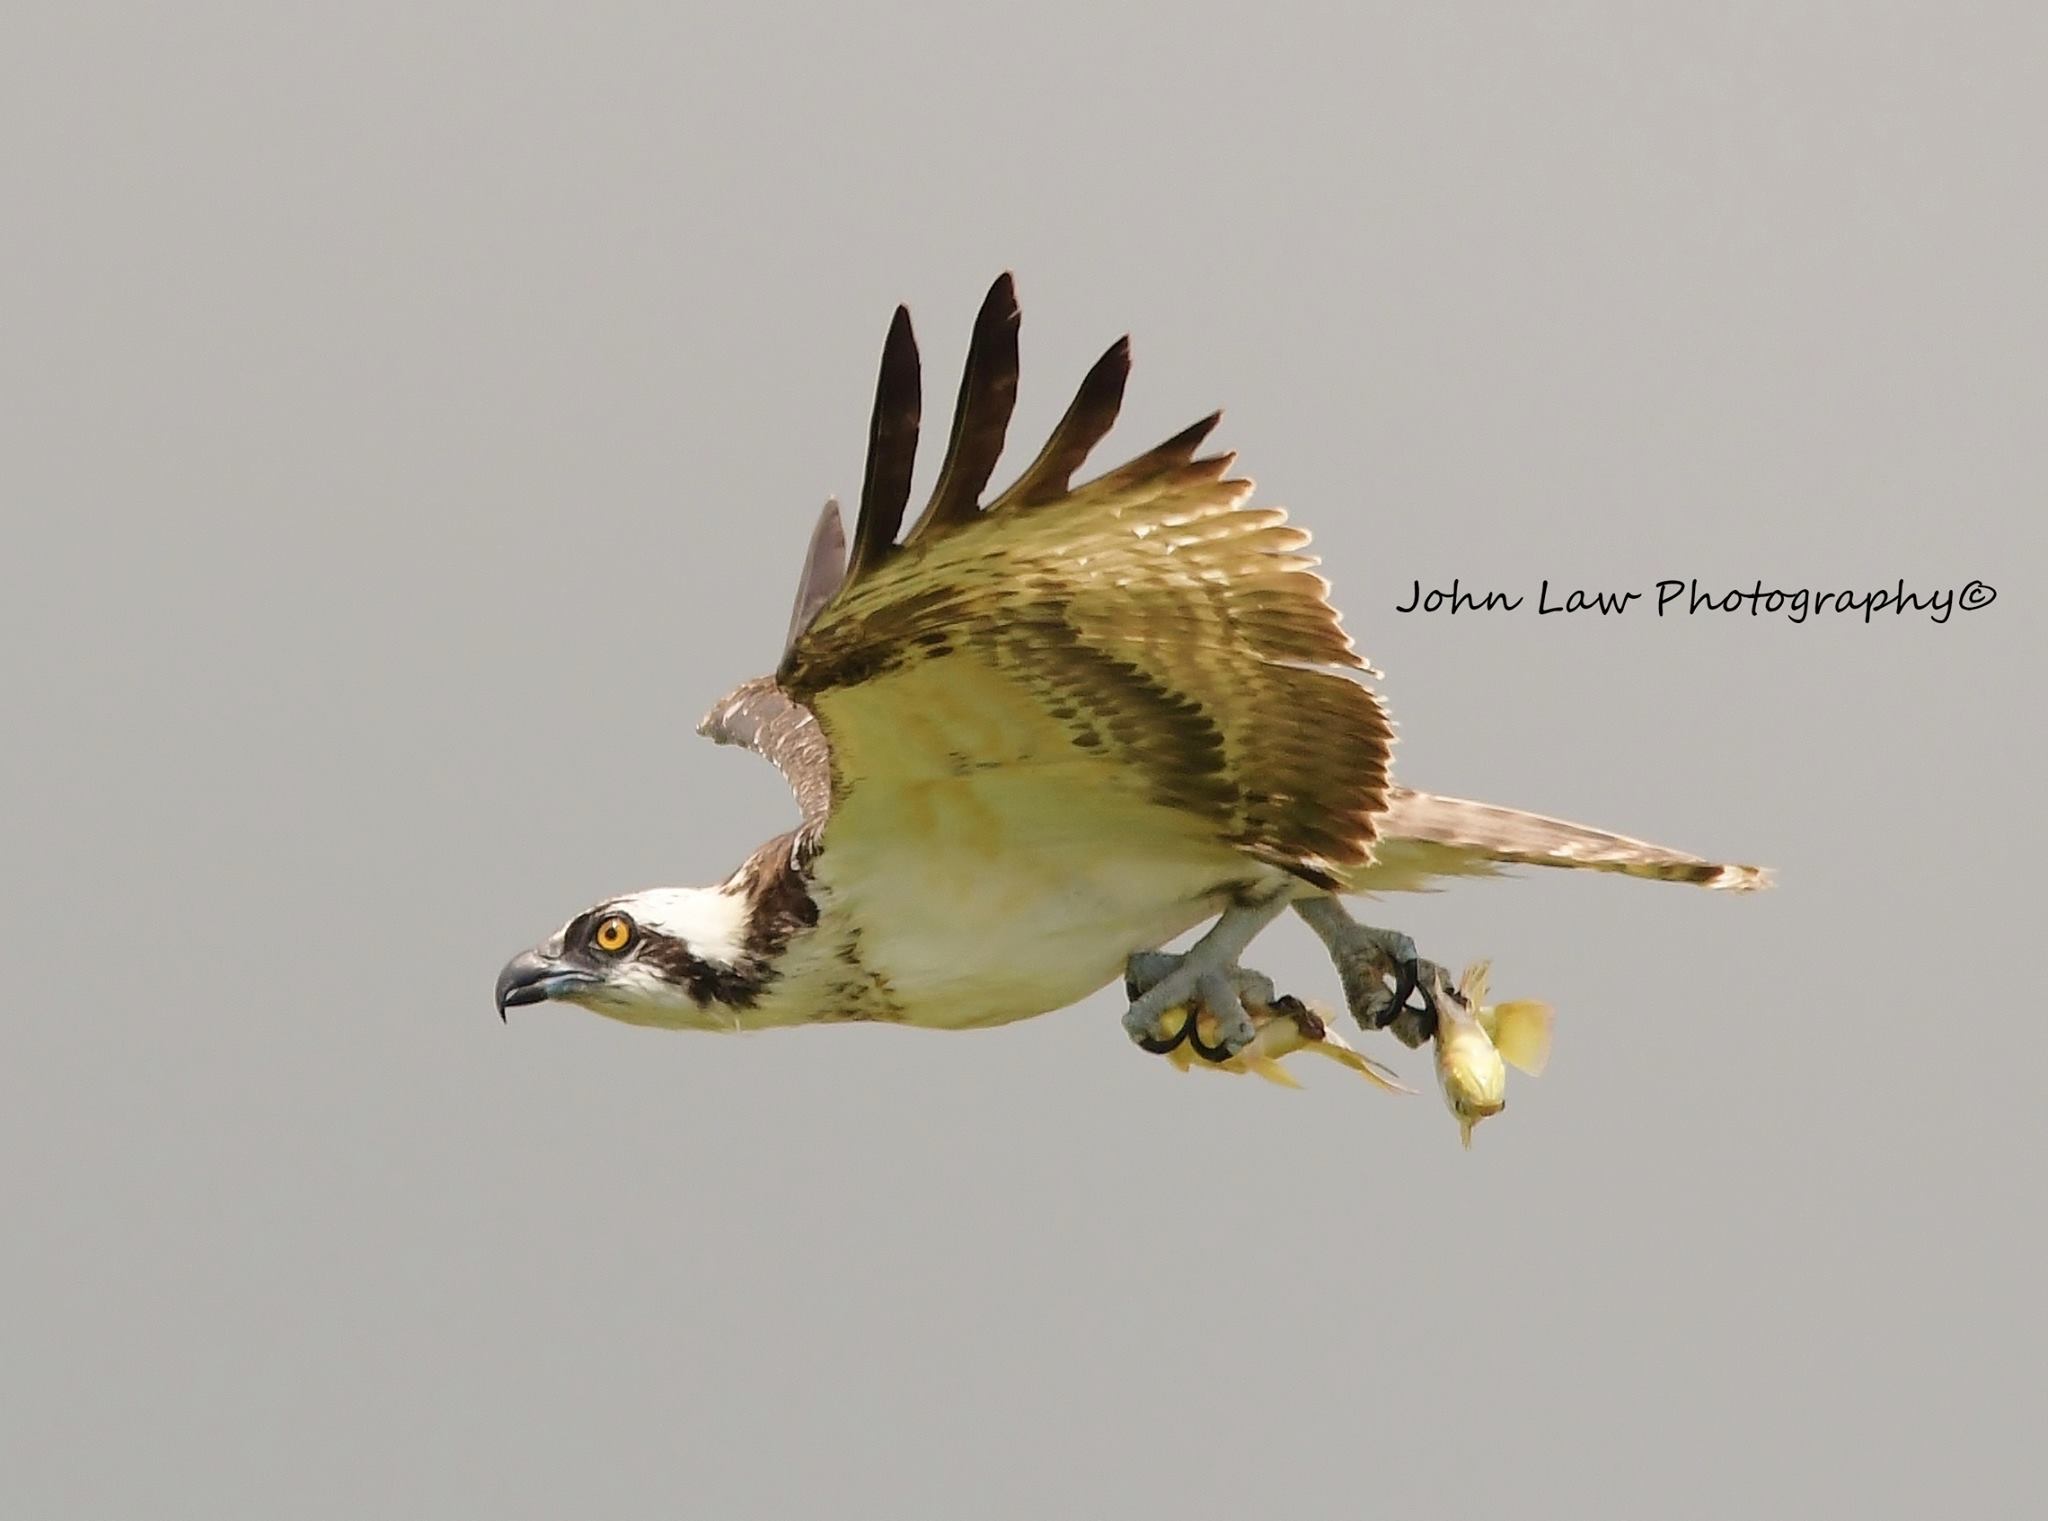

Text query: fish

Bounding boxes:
[1157,996,1414,1095]
[1433,960,1554,1148]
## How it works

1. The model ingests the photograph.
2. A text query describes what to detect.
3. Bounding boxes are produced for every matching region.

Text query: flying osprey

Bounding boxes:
[495,275,1768,1062]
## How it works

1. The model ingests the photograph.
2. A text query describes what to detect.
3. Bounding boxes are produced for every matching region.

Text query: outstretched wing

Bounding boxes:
[697,675,833,831]
[757,273,1392,887]
[1360,788,1773,892]
[698,498,843,830]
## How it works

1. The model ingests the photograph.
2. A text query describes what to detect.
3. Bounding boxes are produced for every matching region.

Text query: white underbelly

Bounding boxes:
[809,773,1271,1029]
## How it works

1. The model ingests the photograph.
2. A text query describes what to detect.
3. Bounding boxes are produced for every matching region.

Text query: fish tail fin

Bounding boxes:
[1488,1000,1556,1076]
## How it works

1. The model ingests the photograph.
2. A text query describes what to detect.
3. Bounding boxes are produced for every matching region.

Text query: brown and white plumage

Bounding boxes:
[498,273,1767,1041]
[736,273,1394,887]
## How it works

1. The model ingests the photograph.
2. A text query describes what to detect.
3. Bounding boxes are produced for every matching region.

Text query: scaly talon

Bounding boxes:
[1133,1003,1193,1054]
[1126,955,1276,1063]
[1293,896,1460,1046]
[1185,970,1257,1061]
[1120,895,1290,1056]
[1124,951,1183,1005]
[1384,957,1420,1025]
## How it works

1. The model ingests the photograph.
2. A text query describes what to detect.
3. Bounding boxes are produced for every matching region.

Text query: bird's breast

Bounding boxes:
[801,770,1268,1030]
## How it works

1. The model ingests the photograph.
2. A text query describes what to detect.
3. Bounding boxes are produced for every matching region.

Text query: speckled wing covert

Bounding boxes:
[703,273,1394,886]
[695,500,846,831]
[697,673,835,832]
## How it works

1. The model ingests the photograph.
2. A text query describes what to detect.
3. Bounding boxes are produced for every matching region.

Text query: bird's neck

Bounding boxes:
[704,831,917,1029]
[682,831,830,1022]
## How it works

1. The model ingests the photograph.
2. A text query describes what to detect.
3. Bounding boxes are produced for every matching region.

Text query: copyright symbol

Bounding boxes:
[1960,580,1996,612]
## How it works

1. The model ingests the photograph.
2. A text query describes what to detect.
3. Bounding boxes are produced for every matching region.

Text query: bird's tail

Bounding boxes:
[1346,787,1773,894]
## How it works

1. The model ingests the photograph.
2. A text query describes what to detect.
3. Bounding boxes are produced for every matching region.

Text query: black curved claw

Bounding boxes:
[1187,1016,1238,1064]
[1382,958,1423,1028]
[1136,1020,1191,1055]
[1389,960,1473,1044]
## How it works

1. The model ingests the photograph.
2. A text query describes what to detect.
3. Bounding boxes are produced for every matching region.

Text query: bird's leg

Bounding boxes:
[1293,896,1464,1048]
[1124,953,1281,1060]
[1120,896,1290,1059]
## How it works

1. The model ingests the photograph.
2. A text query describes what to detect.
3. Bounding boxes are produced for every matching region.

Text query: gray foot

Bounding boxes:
[1124,952,1279,1060]
[1293,897,1464,1048]
[1120,897,1289,1059]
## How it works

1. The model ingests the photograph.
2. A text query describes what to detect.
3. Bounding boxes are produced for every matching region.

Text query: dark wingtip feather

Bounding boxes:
[782,497,847,653]
[995,334,1132,509]
[1170,409,1224,459]
[846,304,921,585]
[1074,408,1228,497]
[909,272,1023,543]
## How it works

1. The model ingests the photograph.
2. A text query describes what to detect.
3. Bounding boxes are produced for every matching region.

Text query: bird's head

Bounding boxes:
[493,886,753,1029]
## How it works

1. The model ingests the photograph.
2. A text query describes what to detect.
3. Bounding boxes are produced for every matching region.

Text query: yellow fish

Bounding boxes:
[1433,961,1554,1148]
[1157,997,1414,1095]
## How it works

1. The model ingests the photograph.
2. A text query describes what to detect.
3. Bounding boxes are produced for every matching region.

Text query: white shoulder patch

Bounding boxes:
[613,886,750,967]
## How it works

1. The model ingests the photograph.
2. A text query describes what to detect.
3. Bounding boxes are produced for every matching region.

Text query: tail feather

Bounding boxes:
[1352,787,1772,894]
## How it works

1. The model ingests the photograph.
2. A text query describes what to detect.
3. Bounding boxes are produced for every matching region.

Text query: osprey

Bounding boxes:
[495,275,1768,1061]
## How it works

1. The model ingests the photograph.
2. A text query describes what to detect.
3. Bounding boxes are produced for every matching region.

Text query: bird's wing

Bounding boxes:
[781,498,848,655]
[696,498,845,830]
[1361,787,1772,891]
[697,675,834,831]
[766,273,1394,886]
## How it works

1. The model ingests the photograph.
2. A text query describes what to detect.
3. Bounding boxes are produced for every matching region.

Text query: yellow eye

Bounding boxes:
[593,914,633,953]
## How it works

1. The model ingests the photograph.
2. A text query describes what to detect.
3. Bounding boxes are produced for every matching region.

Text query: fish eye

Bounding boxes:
[592,914,634,954]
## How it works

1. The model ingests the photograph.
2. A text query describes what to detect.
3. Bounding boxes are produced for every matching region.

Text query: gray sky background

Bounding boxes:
[4,4,2043,1516]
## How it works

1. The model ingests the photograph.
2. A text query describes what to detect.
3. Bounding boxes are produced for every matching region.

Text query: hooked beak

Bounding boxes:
[494,948,599,1021]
